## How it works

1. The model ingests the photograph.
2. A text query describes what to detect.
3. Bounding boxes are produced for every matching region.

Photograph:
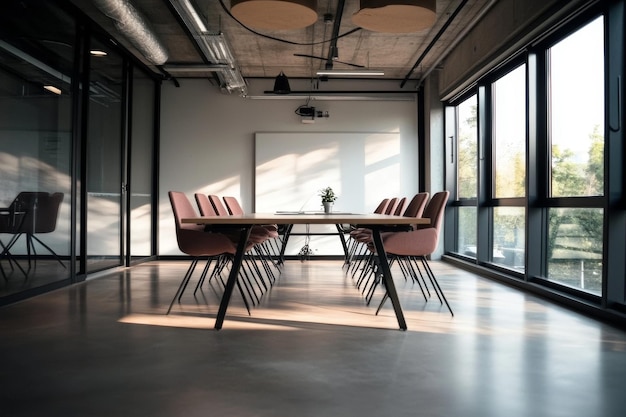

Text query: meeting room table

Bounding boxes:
[181,212,430,330]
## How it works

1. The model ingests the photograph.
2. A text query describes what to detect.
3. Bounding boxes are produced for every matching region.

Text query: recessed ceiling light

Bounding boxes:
[90,50,108,56]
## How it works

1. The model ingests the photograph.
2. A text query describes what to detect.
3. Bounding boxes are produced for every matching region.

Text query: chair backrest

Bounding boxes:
[169,191,200,231]
[373,198,390,214]
[384,197,398,215]
[7,192,49,234]
[403,192,429,218]
[34,192,64,233]
[223,196,244,215]
[195,193,217,216]
[208,195,230,216]
[393,197,407,216]
[420,191,450,231]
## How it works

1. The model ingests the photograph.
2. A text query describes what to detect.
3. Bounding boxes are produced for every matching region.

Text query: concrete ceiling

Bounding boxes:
[71,0,493,91]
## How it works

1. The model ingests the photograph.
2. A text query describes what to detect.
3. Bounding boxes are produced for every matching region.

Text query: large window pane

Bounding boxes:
[457,95,478,199]
[458,206,477,258]
[494,66,526,198]
[492,207,525,271]
[549,17,604,197]
[547,208,603,294]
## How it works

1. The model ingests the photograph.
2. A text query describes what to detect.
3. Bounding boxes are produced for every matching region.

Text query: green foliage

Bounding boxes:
[318,187,337,203]
[547,126,605,265]
[586,125,604,195]
[457,104,478,198]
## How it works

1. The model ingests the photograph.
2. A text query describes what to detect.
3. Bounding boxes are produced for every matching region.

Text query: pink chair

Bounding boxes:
[377,191,453,316]
[222,196,244,215]
[195,193,218,217]
[168,191,246,314]
[393,197,407,216]
[345,198,390,272]
[402,192,429,218]
[208,194,230,216]
[384,197,399,215]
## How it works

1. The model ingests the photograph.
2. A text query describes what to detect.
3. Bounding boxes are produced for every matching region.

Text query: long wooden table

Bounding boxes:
[182,213,430,330]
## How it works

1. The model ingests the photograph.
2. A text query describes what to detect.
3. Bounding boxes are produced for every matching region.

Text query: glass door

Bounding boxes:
[85,36,124,272]
[128,67,156,263]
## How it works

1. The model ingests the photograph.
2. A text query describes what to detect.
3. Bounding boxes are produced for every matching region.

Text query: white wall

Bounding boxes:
[159,78,420,255]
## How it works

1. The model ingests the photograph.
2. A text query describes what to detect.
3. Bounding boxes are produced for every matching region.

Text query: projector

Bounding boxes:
[295,105,329,124]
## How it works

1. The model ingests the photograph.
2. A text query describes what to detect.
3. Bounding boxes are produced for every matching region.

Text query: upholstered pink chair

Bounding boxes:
[195,192,218,217]
[345,197,391,271]
[402,192,429,219]
[167,191,243,314]
[352,193,429,298]
[393,197,407,216]
[377,191,453,316]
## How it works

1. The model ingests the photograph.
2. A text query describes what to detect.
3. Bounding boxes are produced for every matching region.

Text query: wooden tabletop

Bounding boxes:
[182,213,430,226]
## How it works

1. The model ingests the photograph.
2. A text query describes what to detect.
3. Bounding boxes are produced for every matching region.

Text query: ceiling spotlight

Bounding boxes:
[273,71,291,94]
[352,0,436,33]
[231,0,318,30]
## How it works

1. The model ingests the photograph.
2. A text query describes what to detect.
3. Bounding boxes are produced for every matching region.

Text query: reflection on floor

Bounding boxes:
[0,258,70,297]
[1,260,625,417]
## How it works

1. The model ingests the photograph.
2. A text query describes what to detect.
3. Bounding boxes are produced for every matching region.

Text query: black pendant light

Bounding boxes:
[273,71,291,94]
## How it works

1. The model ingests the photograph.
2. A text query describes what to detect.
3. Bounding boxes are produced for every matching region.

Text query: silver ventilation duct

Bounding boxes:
[93,0,168,65]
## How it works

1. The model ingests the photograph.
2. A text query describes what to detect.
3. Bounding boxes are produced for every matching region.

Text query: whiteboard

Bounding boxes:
[255,132,405,255]
[255,132,403,213]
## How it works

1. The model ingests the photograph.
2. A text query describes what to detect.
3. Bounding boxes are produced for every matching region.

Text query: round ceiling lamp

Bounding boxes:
[231,0,318,31]
[352,0,436,33]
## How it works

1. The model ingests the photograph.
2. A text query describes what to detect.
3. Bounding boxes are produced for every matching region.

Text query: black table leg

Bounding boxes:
[335,224,350,261]
[370,228,407,331]
[278,224,293,265]
[214,226,252,330]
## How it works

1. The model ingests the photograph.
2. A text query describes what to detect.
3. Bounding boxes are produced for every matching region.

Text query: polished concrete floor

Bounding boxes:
[1,259,625,417]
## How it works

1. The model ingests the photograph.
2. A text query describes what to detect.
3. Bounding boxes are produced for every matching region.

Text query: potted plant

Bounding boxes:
[319,187,337,213]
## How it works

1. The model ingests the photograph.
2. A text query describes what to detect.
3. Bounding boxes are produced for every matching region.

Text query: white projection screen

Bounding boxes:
[255,132,405,255]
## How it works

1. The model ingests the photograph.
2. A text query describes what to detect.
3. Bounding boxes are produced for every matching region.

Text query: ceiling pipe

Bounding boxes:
[399,0,469,88]
[92,0,168,65]
[325,0,346,70]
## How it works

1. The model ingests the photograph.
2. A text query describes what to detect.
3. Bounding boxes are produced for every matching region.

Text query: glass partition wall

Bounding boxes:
[0,1,158,304]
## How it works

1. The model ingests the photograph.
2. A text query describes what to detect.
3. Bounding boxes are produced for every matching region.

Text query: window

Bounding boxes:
[455,94,478,258]
[545,17,605,293]
[549,17,604,198]
[446,14,607,298]
[457,95,478,200]
[491,65,526,270]
[493,66,526,199]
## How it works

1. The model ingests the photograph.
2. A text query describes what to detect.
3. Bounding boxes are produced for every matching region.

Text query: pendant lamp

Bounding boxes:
[352,0,436,33]
[272,72,291,94]
[231,0,318,30]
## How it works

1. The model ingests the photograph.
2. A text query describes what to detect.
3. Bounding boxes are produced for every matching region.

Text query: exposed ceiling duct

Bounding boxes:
[92,0,168,65]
